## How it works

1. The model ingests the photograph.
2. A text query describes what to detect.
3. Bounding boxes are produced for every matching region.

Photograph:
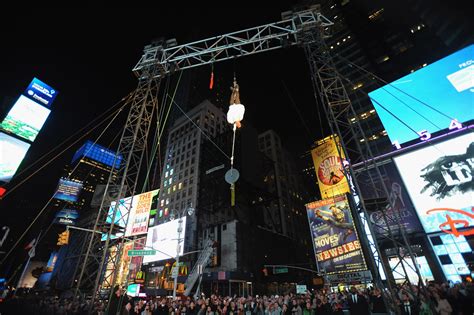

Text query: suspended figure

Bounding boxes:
[227,77,245,128]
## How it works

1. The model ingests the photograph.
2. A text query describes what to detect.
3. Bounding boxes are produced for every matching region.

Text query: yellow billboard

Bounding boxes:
[311,135,350,198]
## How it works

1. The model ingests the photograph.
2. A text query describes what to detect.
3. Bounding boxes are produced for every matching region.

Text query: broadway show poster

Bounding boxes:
[393,132,474,237]
[311,135,350,199]
[306,195,367,274]
[357,161,423,237]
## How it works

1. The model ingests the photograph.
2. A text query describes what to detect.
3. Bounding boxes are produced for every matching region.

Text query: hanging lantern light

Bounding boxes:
[227,77,245,128]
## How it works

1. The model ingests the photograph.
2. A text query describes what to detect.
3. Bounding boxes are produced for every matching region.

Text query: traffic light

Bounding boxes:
[57,230,69,246]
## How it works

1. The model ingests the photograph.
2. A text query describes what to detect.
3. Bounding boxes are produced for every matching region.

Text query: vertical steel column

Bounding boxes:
[298,19,425,313]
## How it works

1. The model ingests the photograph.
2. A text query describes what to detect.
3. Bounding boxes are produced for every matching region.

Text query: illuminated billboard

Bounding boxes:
[71,140,122,169]
[55,209,79,225]
[0,132,31,182]
[104,189,158,240]
[54,179,83,203]
[24,77,58,107]
[143,217,187,264]
[369,44,473,145]
[393,132,474,236]
[311,135,350,199]
[306,195,367,274]
[0,95,51,142]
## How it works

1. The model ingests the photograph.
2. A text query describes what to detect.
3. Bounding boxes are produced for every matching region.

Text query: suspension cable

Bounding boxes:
[0,101,128,266]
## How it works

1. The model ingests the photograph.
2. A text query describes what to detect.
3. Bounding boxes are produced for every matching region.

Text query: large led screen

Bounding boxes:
[71,140,122,169]
[54,179,83,202]
[0,132,31,182]
[369,44,473,145]
[394,133,474,236]
[104,189,157,240]
[143,217,187,263]
[24,77,58,107]
[0,95,51,142]
[306,195,367,274]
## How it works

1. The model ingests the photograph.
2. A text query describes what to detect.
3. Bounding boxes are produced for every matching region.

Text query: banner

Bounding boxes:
[311,135,350,199]
[306,195,367,274]
[357,161,423,237]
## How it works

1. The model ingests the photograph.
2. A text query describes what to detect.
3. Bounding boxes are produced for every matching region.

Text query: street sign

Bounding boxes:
[171,268,179,278]
[128,249,156,256]
[273,267,289,274]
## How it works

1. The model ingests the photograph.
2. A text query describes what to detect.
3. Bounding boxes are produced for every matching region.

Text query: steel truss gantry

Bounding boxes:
[75,5,422,314]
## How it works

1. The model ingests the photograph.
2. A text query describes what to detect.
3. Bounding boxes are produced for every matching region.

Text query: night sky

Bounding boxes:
[0,5,324,262]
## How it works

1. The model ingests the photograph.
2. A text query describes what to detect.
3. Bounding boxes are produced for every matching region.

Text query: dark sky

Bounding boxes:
[0,5,324,262]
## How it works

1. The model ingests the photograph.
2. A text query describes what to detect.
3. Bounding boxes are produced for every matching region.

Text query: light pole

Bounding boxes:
[171,205,195,299]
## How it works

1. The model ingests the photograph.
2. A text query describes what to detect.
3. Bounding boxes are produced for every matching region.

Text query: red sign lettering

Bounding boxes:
[426,208,474,237]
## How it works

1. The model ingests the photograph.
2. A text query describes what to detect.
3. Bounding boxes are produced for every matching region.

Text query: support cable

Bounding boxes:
[2,93,133,200]
[167,96,231,160]
[335,53,456,121]
[0,103,127,266]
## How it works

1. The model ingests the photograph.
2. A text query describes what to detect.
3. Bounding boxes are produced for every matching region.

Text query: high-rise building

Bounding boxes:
[258,130,309,241]
[152,100,227,253]
[46,140,121,290]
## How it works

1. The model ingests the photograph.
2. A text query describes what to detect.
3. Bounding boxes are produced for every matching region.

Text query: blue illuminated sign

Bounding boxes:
[369,44,473,145]
[55,209,79,225]
[72,140,122,169]
[24,77,58,107]
[54,178,83,203]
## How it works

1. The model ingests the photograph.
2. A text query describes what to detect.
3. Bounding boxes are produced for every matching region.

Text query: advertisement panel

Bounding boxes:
[0,95,51,142]
[369,44,473,145]
[105,189,157,239]
[143,217,187,264]
[311,135,350,199]
[357,162,423,236]
[393,132,474,236]
[0,132,31,182]
[306,195,367,274]
[24,77,58,107]
[71,140,122,169]
[54,209,79,225]
[126,190,159,237]
[54,179,83,203]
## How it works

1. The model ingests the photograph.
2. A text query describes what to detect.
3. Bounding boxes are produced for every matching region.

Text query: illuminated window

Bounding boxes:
[167,188,171,194]
[160,200,164,207]
[165,198,169,205]
[164,180,167,187]
[178,182,182,189]
[170,169,174,175]
[368,8,384,21]
[352,82,363,90]
[173,185,176,192]
[165,171,169,178]
[169,178,173,184]
[159,209,163,217]
[164,208,169,216]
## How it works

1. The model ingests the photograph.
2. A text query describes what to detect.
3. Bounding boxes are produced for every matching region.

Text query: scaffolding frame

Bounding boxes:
[72,6,423,314]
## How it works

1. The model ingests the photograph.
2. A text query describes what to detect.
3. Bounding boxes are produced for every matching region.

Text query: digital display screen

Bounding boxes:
[306,195,367,274]
[0,132,31,182]
[54,179,83,203]
[0,95,51,142]
[394,133,474,235]
[143,217,187,263]
[103,190,158,240]
[24,77,58,107]
[369,44,473,144]
[71,140,122,169]
[55,209,79,225]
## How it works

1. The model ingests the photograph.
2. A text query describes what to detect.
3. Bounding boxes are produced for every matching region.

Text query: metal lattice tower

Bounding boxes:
[72,6,424,313]
[73,64,163,309]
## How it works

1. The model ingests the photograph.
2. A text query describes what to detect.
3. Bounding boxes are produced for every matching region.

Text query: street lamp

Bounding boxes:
[170,205,195,299]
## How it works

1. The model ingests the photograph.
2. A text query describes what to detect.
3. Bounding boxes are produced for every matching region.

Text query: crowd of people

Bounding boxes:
[0,280,473,315]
